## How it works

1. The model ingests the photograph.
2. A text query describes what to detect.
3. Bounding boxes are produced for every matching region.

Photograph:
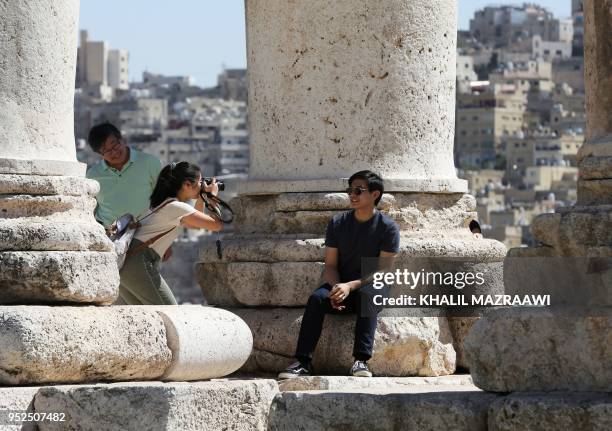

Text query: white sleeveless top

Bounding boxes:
[133,199,197,257]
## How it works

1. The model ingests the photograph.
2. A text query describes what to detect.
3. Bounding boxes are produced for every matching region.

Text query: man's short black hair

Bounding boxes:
[348,170,384,206]
[88,122,122,153]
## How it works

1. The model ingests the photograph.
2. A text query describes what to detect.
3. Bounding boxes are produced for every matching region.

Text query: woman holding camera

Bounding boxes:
[118,161,222,305]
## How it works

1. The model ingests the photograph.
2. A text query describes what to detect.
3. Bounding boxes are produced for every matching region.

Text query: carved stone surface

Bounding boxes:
[269,390,499,431]
[0,306,172,385]
[488,392,612,431]
[197,262,324,307]
[235,308,457,377]
[246,0,464,193]
[141,305,253,381]
[230,192,478,235]
[0,0,80,163]
[34,380,279,431]
[464,307,612,392]
[0,252,119,304]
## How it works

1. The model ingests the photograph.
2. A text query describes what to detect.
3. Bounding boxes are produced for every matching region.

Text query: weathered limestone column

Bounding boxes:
[577,0,612,205]
[197,0,506,375]
[0,1,255,391]
[465,0,612,391]
[0,0,118,303]
[244,0,464,194]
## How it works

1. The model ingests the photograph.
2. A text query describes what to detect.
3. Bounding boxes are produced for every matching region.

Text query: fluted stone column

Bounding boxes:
[465,0,612,392]
[0,0,119,303]
[197,0,506,375]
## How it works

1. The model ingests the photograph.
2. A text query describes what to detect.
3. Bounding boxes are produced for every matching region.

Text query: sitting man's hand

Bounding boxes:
[329,283,351,310]
[163,246,173,262]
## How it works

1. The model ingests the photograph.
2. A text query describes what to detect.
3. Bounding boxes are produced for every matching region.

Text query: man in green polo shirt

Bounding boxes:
[86,123,162,229]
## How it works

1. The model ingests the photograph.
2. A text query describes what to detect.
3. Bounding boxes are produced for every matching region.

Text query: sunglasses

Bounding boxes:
[345,187,368,196]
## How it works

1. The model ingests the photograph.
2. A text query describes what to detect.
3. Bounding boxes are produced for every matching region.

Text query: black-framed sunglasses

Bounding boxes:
[345,187,368,196]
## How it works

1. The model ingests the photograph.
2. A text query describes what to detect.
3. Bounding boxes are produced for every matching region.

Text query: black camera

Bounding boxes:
[203,177,225,192]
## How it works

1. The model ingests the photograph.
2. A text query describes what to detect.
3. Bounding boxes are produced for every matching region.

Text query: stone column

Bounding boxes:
[577,0,612,205]
[244,0,464,194]
[0,1,254,387]
[465,0,612,391]
[197,0,506,375]
[0,0,119,303]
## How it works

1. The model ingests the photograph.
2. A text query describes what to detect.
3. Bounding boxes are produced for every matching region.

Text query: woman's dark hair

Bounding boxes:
[150,161,201,208]
[88,122,122,153]
[348,170,384,206]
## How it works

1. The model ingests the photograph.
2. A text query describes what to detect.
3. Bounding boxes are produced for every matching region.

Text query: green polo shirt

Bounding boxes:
[86,148,162,228]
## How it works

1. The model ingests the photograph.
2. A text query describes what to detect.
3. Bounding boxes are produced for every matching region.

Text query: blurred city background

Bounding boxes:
[75,1,586,301]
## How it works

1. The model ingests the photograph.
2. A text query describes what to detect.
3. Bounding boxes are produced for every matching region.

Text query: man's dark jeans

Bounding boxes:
[295,283,383,365]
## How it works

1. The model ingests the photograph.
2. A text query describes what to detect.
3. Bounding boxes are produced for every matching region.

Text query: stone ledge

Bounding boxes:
[269,390,499,431]
[0,159,86,177]
[0,195,96,219]
[199,236,507,264]
[231,192,478,234]
[31,380,278,431]
[278,374,475,391]
[0,251,119,304]
[0,174,99,196]
[488,392,612,431]
[0,220,112,252]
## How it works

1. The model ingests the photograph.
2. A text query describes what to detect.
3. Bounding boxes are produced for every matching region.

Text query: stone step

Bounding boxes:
[269,389,499,431]
[0,306,252,385]
[0,380,278,431]
[277,374,475,391]
[1,380,610,430]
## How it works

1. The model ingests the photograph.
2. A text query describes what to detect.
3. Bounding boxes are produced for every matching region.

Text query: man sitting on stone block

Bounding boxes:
[279,170,400,378]
[87,123,162,229]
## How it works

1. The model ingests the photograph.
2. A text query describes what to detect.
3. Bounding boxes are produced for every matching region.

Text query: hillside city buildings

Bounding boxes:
[455,2,585,248]
[74,2,586,252]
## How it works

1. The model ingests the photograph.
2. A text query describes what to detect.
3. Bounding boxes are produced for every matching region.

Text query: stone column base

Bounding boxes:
[0,172,119,304]
[197,192,507,374]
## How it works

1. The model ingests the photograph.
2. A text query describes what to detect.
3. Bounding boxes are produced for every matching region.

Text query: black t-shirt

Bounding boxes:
[325,210,400,282]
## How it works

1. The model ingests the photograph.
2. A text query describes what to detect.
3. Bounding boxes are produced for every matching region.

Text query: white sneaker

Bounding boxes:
[350,360,372,377]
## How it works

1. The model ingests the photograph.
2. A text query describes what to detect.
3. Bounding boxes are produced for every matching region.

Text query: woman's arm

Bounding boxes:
[181,208,223,231]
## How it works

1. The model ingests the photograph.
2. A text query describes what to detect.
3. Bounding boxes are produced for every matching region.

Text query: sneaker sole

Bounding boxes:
[278,372,307,380]
[351,370,372,377]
